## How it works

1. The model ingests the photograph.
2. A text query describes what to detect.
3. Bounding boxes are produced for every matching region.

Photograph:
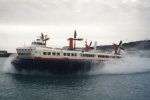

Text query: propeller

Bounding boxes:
[41,33,44,40]
[43,35,50,41]
[39,33,50,46]
[84,40,92,52]
[73,30,83,49]
[74,30,77,39]
[89,41,92,47]
[74,30,77,49]
[43,38,50,41]
[113,40,123,54]
[118,40,122,47]
[118,40,125,50]
[74,38,83,41]
[67,30,83,50]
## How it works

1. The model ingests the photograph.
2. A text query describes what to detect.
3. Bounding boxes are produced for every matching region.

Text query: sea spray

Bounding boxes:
[2,52,150,76]
[88,55,150,75]
[3,56,18,74]
[2,56,53,76]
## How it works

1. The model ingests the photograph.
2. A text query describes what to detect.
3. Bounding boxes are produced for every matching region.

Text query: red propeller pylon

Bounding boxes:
[68,30,83,50]
[113,40,123,54]
[84,39,92,52]
[41,33,50,46]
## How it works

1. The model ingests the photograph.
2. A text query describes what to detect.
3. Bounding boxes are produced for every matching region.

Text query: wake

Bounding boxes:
[88,55,150,75]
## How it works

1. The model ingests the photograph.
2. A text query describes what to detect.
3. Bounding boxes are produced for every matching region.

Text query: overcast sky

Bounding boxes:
[0,0,150,52]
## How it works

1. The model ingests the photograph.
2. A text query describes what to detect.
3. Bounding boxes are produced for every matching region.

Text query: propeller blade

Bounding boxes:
[85,39,87,45]
[41,33,44,40]
[74,30,77,39]
[74,38,83,41]
[46,38,50,40]
[118,40,122,47]
[89,41,92,46]
[43,38,50,41]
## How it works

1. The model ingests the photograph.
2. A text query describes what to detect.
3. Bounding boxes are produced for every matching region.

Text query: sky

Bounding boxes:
[0,0,150,52]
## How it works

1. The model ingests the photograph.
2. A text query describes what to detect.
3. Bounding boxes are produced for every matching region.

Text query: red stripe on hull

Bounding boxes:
[34,57,106,62]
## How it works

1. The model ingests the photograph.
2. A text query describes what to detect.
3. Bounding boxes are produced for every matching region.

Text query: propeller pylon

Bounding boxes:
[40,33,50,47]
[68,30,83,50]
[85,39,92,52]
[113,40,123,54]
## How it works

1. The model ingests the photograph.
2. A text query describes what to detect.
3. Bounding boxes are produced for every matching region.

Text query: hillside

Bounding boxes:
[97,40,150,51]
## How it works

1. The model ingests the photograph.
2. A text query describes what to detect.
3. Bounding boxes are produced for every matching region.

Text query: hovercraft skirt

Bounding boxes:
[11,58,103,74]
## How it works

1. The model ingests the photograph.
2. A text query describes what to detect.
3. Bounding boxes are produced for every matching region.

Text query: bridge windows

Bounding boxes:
[18,53,30,55]
[32,42,45,46]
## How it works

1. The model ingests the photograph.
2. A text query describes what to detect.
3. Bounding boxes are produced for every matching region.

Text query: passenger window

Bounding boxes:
[75,53,77,56]
[48,52,51,55]
[43,52,46,55]
[57,53,60,56]
[52,52,56,55]
[67,53,70,56]
[64,53,66,56]
[71,53,74,56]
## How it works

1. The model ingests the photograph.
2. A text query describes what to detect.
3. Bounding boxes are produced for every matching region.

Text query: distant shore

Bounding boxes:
[97,40,150,51]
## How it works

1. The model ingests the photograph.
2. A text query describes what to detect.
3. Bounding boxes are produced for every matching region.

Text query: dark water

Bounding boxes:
[0,57,150,100]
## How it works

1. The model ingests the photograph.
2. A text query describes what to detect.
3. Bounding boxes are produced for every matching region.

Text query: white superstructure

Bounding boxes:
[16,32,122,61]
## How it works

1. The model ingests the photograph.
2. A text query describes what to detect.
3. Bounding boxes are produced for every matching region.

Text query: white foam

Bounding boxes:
[2,56,18,74]
[2,56,53,76]
[2,52,150,76]
[88,55,150,75]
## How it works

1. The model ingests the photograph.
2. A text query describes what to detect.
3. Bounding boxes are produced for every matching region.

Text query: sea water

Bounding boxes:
[0,54,150,100]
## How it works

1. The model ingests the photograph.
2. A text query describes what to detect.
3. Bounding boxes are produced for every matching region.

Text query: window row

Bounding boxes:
[17,49,31,51]
[63,53,77,57]
[32,42,45,45]
[43,52,77,57]
[43,52,60,56]
[81,54,95,57]
[18,53,30,55]
[98,55,120,58]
